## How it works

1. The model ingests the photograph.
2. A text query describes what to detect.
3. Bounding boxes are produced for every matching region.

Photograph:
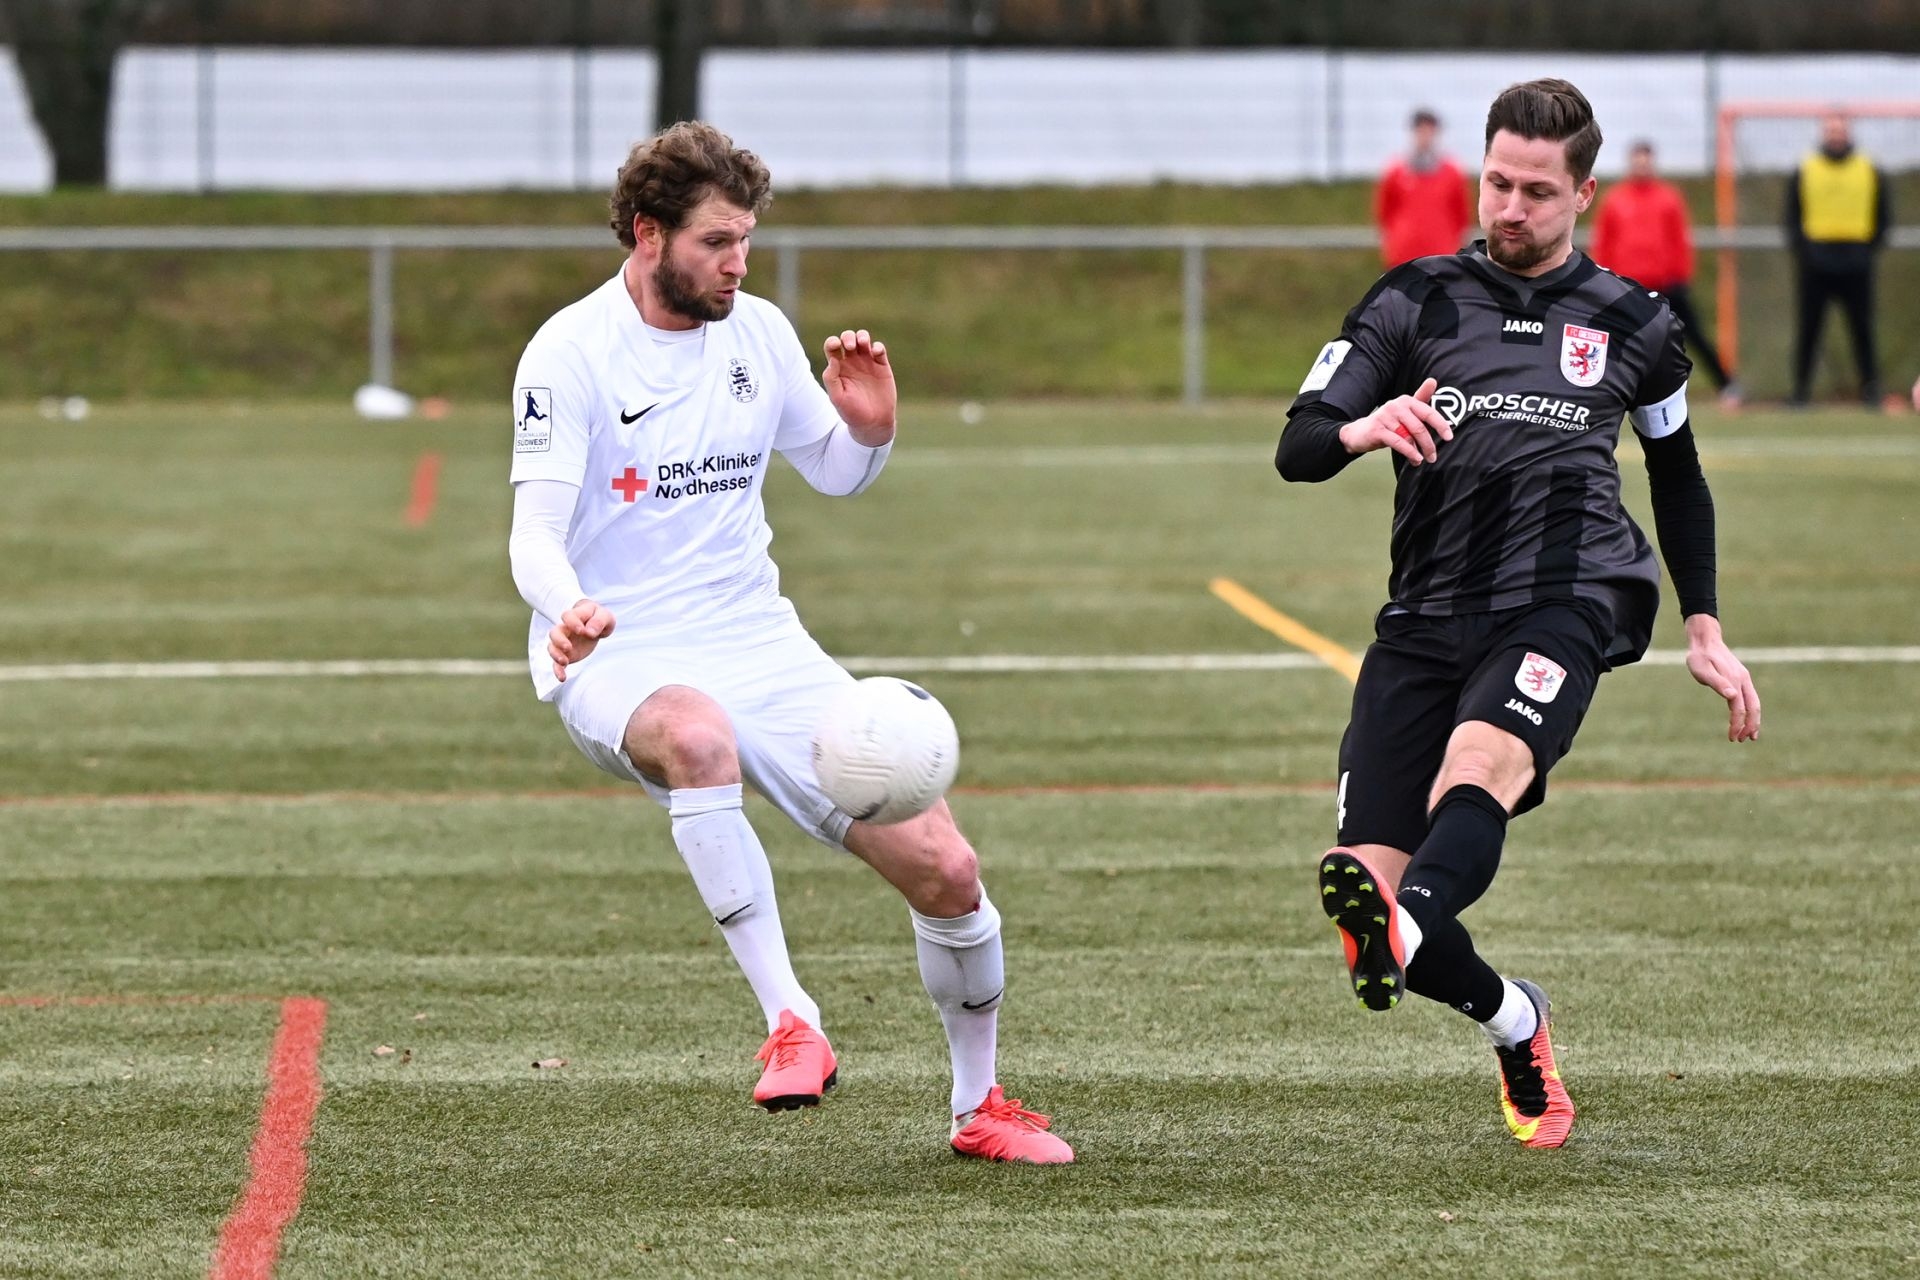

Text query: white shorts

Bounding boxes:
[552,610,859,849]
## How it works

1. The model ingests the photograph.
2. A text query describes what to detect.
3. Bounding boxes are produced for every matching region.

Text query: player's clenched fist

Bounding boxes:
[1340,376,1455,465]
[549,598,616,682]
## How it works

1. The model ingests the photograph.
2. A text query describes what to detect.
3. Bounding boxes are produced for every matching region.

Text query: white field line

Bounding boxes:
[1,647,1918,683]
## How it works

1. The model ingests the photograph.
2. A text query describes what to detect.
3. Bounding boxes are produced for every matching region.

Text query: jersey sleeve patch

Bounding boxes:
[514,387,553,454]
[1299,340,1352,394]
[1629,380,1690,439]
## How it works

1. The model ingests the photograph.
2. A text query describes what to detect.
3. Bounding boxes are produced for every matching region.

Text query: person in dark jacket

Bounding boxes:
[1787,112,1892,406]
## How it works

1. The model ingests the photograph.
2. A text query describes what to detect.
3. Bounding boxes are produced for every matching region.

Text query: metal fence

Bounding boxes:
[3,223,1915,404]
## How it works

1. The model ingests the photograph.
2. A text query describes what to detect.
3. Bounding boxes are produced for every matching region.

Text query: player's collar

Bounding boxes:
[1464,242,1596,309]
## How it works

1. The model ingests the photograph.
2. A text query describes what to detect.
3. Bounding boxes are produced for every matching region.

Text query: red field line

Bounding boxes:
[0,774,1918,812]
[403,451,444,528]
[209,996,329,1280]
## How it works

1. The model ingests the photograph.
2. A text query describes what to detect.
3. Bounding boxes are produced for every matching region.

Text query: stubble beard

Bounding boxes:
[1486,229,1556,273]
[652,252,735,323]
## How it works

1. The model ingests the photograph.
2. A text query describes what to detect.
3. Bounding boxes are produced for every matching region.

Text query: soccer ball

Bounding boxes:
[812,677,960,825]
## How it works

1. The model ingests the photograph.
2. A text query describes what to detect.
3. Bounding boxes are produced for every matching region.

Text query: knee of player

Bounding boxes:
[1437,732,1532,800]
[919,840,982,916]
[655,720,741,786]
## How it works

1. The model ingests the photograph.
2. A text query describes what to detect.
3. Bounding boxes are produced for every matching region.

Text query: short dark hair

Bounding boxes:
[1411,108,1440,129]
[609,121,772,249]
[1484,79,1603,183]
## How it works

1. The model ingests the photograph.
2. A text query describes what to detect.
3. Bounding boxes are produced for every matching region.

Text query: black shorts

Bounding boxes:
[1335,601,1609,852]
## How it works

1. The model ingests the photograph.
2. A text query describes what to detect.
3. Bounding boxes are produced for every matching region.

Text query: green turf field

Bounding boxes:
[2,401,1917,1277]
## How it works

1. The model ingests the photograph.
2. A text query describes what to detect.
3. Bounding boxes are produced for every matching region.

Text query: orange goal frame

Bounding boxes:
[1714,100,1920,375]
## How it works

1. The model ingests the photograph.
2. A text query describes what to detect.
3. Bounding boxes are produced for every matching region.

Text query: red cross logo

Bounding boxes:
[612,467,647,502]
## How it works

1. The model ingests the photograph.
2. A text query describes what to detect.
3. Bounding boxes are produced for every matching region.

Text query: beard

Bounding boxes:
[1486,228,1557,273]
[652,251,735,323]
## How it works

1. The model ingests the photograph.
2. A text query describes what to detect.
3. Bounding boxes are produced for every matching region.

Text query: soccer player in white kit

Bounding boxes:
[506,122,1072,1164]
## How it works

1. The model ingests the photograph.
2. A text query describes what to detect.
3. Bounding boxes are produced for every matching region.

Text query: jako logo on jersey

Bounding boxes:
[1504,697,1544,726]
[1515,651,1568,703]
[1501,316,1546,346]
[650,450,763,500]
[1426,385,1590,431]
[727,357,760,403]
[1560,324,1610,387]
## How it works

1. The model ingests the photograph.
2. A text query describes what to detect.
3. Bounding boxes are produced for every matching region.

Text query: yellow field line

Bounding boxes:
[1208,577,1361,684]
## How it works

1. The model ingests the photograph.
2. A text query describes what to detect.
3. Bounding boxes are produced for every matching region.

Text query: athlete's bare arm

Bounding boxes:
[822,329,895,446]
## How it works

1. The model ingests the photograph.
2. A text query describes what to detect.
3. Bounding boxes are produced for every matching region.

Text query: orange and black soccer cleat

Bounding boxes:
[752,1009,838,1112]
[1494,979,1575,1148]
[1318,848,1409,1011]
[950,1086,1075,1164]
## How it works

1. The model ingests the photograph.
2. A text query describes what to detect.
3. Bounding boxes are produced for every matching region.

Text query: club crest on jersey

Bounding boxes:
[727,357,759,403]
[1560,324,1609,387]
[1515,652,1568,704]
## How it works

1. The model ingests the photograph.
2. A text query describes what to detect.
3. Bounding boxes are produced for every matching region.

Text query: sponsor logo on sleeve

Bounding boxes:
[514,387,552,454]
[1560,325,1610,387]
[1515,652,1568,704]
[1298,340,1351,393]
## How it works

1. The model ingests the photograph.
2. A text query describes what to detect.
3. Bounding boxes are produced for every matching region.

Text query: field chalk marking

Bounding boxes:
[209,996,328,1280]
[1208,578,1362,683]
[403,451,443,528]
[0,647,1918,684]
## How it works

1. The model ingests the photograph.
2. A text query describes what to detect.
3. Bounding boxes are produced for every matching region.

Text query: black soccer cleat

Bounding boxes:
[1318,848,1409,1011]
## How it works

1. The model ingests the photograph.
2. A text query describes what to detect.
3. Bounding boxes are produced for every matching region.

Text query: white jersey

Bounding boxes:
[510,271,843,699]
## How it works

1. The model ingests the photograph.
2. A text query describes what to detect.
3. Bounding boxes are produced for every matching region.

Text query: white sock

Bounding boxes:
[1395,908,1424,966]
[909,891,1003,1117]
[669,785,819,1033]
[1481,979,1540,1048]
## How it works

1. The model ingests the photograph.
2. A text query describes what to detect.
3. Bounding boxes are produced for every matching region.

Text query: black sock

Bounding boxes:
[1404,914,1505,1020]
[1397,783,1509,930]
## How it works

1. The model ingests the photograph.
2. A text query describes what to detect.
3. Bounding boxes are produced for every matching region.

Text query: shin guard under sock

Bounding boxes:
[1398,783,1510,929]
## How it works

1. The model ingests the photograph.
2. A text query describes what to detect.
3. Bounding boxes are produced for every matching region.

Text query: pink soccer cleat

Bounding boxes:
[1319,847,1411,1010]
[752,1009,837,1112]
[950,1086,1075,1164]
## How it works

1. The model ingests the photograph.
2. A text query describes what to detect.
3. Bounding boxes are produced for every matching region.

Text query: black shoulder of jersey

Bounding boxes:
[1349,259,1441,315]
[1586,264,1676,336]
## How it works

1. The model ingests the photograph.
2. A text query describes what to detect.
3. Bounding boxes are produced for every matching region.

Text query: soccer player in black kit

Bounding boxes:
[1277,80,1763,1148]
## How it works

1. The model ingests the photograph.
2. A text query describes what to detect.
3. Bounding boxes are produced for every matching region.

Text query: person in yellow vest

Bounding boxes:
[1786,112,1891,406]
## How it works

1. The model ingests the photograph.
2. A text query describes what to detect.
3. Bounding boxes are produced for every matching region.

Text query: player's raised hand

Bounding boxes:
[822,329,896,443]
[1340,376,1455,465]
[549,598,615,683]
[1682,614,1761,742]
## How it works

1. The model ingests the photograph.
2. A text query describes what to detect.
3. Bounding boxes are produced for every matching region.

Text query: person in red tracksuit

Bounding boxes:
[1374,109,1472,267]
[1591,141,1739,404]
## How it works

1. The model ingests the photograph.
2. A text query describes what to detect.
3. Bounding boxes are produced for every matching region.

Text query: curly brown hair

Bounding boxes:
[609,121,773,249]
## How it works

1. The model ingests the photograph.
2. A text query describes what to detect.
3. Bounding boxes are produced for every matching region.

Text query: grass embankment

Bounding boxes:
[1,182,1914,402]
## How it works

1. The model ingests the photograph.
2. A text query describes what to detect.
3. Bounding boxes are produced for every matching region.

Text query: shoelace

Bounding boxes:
[1496,1042,1548,1114]
[756,1024,809,1072]
[975,1094,1051,1131]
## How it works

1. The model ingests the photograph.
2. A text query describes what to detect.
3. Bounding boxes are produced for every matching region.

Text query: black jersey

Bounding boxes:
[1283,242,1692,665]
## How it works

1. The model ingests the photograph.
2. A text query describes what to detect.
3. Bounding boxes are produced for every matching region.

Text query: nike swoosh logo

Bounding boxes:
[960,988,1003,1011]
[620,403,659,425]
